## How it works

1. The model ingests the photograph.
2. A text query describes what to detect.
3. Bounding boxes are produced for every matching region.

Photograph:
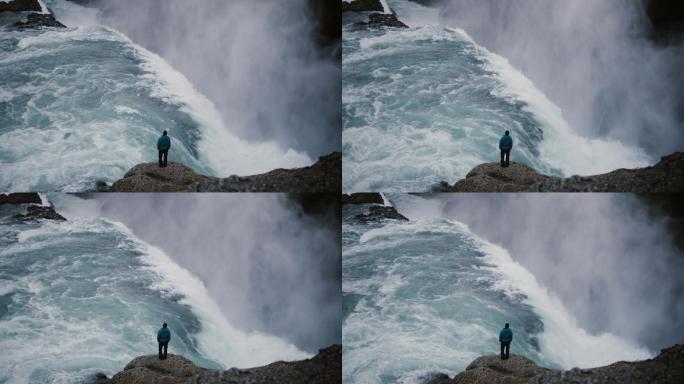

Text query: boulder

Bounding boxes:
[0,193,42,205]
[14,205,66,222]
[110,354,207,384]
[342,0,384,13]
[439,152,684,192]
[110,152,341,193]
[342,193,384,205]
[0,0,41,13]
[354,205,408,222]
[452,355,549,384]
[354,12,409,29]
[14,13,66,29]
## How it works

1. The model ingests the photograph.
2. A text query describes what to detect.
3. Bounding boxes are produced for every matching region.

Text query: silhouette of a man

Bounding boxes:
[499,322,513,360]
[157,131,171,168]
[499,131,513,167]
[157,322,171,360]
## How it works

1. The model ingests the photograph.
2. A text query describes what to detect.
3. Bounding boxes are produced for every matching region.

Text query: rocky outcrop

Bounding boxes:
[342,0,384,13]
[354,13,408,29]
[354,205,409,222]
[438,152,684,192]
[645,0,684,41]
[0,192,42,205]
[14,13,66,29]
[342,192,384,205]
[109,152,341,193]
[108,344,341,384]
[433,345,684,384]
[0,0,41,13]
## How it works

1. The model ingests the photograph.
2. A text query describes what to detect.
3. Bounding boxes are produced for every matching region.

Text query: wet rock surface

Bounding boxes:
[451,355,549,384]
[14,12,66,29]
[438,152,684,192]
[110,152,341,193]
[0,193,42,205]
[0,0,41,13]
[354,13,409,29]
[342,193,384,205]
[108,345,341,384]
[342,0,384,13]
[354,205,408,222]
[14,205,66,222]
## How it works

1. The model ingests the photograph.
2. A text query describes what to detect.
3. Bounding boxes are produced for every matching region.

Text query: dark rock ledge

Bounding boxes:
[0,193,66,221]
[436,152,684,192]
[343,0,409,29]
[0,0,66,29]
[92,344,341,384]
[107,152,341,193]
[343,192,409,222]
[429,344,684,384]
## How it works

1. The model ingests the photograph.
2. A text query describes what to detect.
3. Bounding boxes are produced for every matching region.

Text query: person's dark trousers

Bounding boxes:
[159,342,168,359]
[500,341,510,359]
[158,150,168,167]
[500,150,510,167]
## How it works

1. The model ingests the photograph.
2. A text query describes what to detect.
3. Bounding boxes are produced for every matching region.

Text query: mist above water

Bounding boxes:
[433,0,684,157]
[393,193,684,352]
[57,194,341,353]
[79,0,340,158]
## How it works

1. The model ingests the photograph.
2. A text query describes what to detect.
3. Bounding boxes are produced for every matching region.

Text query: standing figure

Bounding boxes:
[499,131,513,167]
[157,322,171,360]
[157,131,171,168]
[499,322,513,360]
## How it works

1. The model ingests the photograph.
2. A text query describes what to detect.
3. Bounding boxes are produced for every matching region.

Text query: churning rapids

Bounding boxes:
[0,193,342,384]
[342,194,684,384]
[342,0,656,192]
[0,0,316,192]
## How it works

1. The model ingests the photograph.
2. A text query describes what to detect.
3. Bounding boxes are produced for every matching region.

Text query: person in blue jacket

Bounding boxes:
[157,322,171,360]
[157,131,171,168]
[499,322,513,360]
[499,131,513,167]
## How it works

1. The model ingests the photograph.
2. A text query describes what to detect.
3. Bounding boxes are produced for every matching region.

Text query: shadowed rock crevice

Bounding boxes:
[108,152,341,192]
[437,152,684,192]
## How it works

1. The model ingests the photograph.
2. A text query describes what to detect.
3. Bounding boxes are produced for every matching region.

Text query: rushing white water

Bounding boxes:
[0,200,309,383]
[342,0,655,192]
[0,0,317,192]
[342,195,679,383]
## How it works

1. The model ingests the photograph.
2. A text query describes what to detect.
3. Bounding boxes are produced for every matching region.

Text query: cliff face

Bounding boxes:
[108,152,341,193]
[105,344,341,384]
[438,152,684,192]
[432,344,684,384]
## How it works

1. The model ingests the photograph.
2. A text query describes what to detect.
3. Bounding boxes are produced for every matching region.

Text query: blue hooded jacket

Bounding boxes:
[157,135,171,151]
[499,135,513,151]
[157,327,171,343]
[499,327,513,343]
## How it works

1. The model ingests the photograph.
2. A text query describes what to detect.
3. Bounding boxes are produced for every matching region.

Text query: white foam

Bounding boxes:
[470,228,654,368]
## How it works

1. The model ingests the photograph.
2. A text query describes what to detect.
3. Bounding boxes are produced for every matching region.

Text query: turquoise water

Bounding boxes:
[342,200,652,384]
[0,198,307,384]
[342,0,651,192]
[0,0,311,192]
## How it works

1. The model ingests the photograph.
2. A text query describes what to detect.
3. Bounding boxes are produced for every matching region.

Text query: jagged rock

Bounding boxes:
[14,205,66,222]
[0,193,42,205]
[342,0,383,13]
[110,355,208,384]
[436,344,684,384]
[14,12,66,29]
[0,0,41,13]
[438,152,684,192]
[342,193,384,205]
[110,345,341,384]
[452,355,549,384]
[110,162,209,192]
[353,13,409,29]
[110,152,341,193]
[354,205,408,222]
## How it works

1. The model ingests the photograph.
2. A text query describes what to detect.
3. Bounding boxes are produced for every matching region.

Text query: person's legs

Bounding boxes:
[158,342,163,359]
[163,342,168,359]
[158,151,163,167]
[504,342,510,359]
[500,150,505,167]
[162,150,168,167]
[500,342,505,359]
[505,150,510,167]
